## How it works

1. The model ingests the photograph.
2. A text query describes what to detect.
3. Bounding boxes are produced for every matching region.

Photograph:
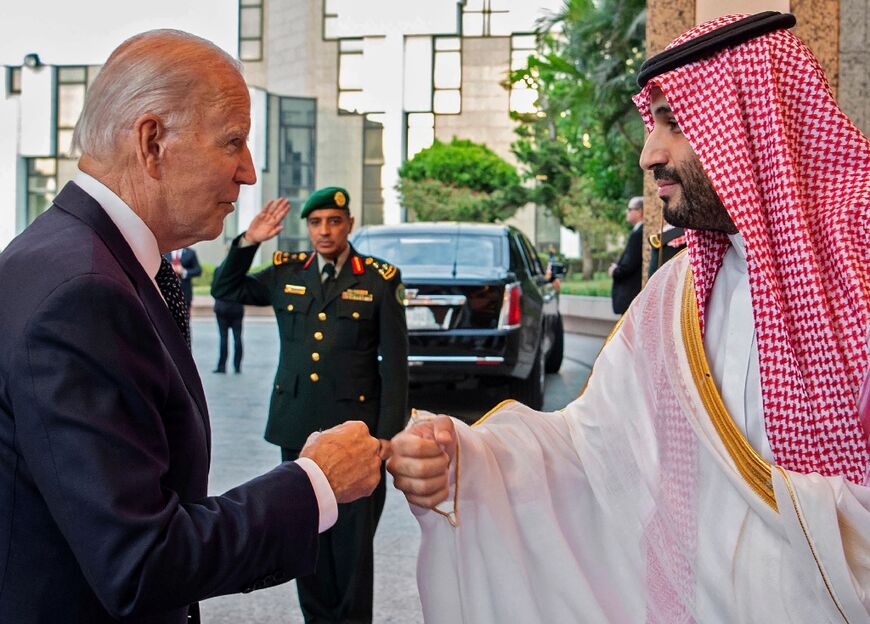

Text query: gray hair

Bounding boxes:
[628,196,644,211]
[71,29,243,160]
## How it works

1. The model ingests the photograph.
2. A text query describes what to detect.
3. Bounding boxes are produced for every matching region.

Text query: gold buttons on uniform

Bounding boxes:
[318,312,327,321]
[314,331,323,341]
[310,373,319,382]
[311,352,320,362]
[358,395,365,402]
[352,312,360,320]
[287,304,294,311]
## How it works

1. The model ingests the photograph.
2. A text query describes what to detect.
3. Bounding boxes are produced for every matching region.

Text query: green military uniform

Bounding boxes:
[211,187,408,623]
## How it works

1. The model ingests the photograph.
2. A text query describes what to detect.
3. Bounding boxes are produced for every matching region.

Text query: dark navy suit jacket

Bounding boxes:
[0,183,319,623]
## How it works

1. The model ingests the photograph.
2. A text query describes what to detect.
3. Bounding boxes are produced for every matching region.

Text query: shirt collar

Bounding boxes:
[73,170,162,281]
[317,245,351,276]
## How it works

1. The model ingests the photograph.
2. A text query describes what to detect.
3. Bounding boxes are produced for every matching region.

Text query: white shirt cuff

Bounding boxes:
[237,233,255,248]
[294,457,338,533]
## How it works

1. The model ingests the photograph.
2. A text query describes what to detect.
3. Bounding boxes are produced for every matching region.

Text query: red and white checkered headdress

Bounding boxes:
[634,15,870,483]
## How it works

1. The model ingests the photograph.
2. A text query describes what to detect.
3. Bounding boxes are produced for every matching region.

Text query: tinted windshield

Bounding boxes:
[355,232,504,271]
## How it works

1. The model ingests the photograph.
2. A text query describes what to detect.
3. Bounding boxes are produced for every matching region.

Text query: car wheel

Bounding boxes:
[508,344,545,410]
[544,314,564,374]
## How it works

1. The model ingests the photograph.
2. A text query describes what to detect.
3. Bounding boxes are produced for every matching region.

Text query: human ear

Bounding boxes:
[133,114,165,180]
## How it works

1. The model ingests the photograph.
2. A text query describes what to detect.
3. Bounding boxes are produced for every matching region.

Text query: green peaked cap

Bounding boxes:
[300,186,351,218]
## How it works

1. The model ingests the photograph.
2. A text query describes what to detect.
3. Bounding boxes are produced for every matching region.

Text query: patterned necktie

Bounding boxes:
[155,257,191,349]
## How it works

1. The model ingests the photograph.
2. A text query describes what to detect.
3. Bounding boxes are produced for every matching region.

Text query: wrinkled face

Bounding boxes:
[306,208,354,260]
[159,67,256,244]
[639,87,736,234]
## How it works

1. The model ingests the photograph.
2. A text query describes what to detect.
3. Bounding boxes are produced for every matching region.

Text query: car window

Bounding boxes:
[520,234,545,276]
[357,233,504,269]
[510,232,531,275]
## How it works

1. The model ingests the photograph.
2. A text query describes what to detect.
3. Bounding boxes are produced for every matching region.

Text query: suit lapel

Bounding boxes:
[303,257,324,306]
[52,183,211,444]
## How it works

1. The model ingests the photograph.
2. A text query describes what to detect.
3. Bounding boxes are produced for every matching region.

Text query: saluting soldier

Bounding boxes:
[212,186,408,624]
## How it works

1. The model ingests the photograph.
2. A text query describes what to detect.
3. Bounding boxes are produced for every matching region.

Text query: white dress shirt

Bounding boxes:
[703,233,773,460]
[73,171,337,532]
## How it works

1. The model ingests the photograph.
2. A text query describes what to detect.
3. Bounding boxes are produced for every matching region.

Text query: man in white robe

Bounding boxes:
[387,12,870,623]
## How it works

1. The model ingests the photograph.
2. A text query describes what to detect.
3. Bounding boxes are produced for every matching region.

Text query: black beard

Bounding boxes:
[653,160,736,234]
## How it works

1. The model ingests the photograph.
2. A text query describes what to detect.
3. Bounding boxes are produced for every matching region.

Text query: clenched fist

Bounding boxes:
[299,421,385,503]
[387,414,456,508]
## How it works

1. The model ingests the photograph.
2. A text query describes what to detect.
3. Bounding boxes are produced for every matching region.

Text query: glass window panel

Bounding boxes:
[434,37,460,51]
[284,127,314,164]
[488,12,512,36]
[339,53,363,90]
[433,51,461,89]
[9,67,22,93]
[240,39,262,61]
[407,112,434,128]
[58,66,86,84]
[86,66,100,88]
[464,0,484,10]
[511,50,533,71]
[57,129,75,156]
[240,7,262,38]
[407,125,434,158]
[58,84,86,127]
[510,87,537,113]
[462,13,484,36]
[30,158,57,176]
[433,89,460,114]
[340,39,364,53]
[513,34,536,50]
[280,98,315,127]
[240,0,262,6]
[338,90,364,114]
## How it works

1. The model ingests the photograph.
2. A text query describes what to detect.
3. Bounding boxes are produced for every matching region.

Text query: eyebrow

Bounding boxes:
[652,105,673,116]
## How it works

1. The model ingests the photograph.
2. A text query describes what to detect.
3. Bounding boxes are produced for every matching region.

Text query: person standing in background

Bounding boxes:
[608,196,644,314]
[213,297,244,374]
[167,246,201,310]
[648,221,686,279]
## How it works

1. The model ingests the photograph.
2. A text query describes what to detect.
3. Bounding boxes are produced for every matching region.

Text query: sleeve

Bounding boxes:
[184,249,202,279]
[375,268,409,439]
[211,233,274,306]
[9,274,319,618]
[611,227,643,282]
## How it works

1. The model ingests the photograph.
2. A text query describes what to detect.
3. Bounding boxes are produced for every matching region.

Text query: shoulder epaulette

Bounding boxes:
[364,256,398,281]
[648,234,663,249]
[273,251,309,266]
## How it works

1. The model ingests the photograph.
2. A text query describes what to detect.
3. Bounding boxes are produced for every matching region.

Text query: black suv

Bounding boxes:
[351,222,564,409]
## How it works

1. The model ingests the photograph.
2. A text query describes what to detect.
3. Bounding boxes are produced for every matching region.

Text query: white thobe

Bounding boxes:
[411,249,870,623]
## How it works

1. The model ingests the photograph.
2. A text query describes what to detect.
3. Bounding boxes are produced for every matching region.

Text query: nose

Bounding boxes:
[639,128,669,172]
[235,143,257,186]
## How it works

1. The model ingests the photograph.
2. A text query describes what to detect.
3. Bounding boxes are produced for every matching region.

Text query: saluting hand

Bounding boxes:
[299,421,384,504]
[387,414,456,508]
[243,197,290,244]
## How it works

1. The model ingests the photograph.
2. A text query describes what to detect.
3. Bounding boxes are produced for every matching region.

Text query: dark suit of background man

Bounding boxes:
[212,186,409,624]
[167,246,202,309]
[0,30,386,624]
[213,298,244,373]
[609,196,644,314]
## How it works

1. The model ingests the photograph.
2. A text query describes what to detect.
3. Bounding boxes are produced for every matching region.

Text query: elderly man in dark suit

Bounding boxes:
[609,196,645,314]
[0,29,386,624]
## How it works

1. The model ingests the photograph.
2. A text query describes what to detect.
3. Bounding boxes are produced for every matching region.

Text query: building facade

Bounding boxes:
[0,0,566,265]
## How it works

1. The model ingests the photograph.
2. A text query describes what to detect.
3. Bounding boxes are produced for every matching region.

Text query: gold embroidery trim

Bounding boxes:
[681,269,778,511]
[775,467,849,622]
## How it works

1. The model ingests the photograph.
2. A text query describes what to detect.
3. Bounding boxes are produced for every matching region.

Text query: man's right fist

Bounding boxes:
[299,421,382,503]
